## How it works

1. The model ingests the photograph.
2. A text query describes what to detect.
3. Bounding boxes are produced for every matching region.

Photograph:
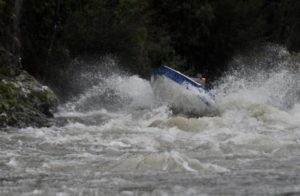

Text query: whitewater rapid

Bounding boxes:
[1,46,300,195]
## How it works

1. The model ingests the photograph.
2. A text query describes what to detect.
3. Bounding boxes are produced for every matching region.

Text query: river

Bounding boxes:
[1,46,300,195]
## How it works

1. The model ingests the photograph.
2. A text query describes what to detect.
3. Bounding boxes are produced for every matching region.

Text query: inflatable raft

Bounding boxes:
[151,66,214,113]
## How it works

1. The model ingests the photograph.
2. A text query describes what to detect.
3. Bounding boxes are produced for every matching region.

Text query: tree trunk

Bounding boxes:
[0,0,23,68]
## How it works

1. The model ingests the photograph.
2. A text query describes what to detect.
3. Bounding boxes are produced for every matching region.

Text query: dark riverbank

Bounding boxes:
[0,0,59,128]
[0,65,58,128]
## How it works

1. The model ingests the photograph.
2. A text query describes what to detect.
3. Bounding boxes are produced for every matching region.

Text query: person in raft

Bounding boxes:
[191,73,208,90]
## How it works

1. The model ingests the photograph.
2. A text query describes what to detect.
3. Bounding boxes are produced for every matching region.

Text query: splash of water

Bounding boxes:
[214,45,300,110]
[56,57,161,126]
[2,46,300,195]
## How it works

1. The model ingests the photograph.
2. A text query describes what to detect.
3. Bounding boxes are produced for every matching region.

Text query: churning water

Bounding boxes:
[1,46,300,195]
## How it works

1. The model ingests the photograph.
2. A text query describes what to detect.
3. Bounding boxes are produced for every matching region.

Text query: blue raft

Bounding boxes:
[151,66,214,108]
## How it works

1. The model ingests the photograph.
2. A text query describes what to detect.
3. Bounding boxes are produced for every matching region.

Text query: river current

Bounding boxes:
[1,46,300,195]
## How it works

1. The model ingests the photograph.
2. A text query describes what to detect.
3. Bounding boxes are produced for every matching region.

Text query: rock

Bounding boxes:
[0,67,58,128]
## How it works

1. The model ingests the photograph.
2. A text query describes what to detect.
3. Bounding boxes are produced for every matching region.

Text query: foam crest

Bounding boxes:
[109,75,156,108]
[152,76,212,115]
[58,74,157,115]
[109,151,228,173]
[149,116,211,132]
[214,45,300,112]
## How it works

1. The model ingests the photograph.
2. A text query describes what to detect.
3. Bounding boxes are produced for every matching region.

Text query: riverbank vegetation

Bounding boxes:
[19,0,300,85]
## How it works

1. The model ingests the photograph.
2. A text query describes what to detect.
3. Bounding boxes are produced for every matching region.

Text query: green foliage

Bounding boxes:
[15,0,300,97]
[263,0,300,51]
[18,0,74,98]
[0,65,19,77]
[0,0,5,15]
[61,0,151,75]
[0,83,19,107]
[151,0,269,76]
[0,75,58,127]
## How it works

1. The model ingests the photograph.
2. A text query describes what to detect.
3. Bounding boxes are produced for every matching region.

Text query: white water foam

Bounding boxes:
[151,75,214,115]
[3,46,300,195]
